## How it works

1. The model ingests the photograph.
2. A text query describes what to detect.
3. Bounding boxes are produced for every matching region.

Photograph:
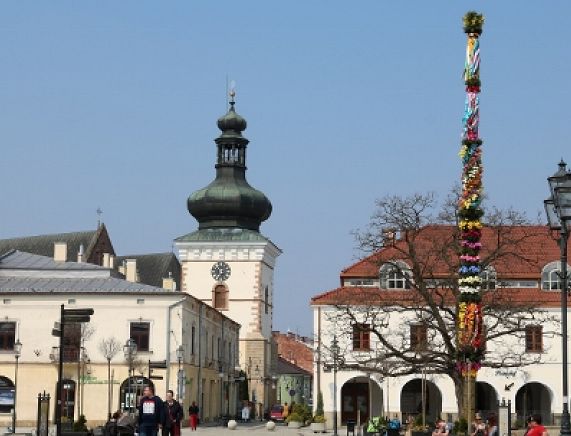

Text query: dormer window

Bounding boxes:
[380,261,411,289]
[480,266,496,290]
[542,261,569,290]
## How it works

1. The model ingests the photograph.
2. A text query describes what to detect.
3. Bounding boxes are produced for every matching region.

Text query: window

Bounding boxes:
[380,262,411,289]
[526,325,543,353]
[410,324,427,351]
[0,377,14,413]
[480,266,496,290]
[0,322,16,351]
[352,323,370,351]
[130,322,150,352]
[63,323,81,362]
[542,262,567,290]
[191,326,195,355]
[213,285,228,310]
[265,286,269,314]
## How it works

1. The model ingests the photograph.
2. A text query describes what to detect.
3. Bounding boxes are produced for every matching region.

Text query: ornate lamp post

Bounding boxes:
[545,160,571,436]
[331,335,340,436]
[123,339,137,415]
[12,339,22,434]
[176,345,184,402]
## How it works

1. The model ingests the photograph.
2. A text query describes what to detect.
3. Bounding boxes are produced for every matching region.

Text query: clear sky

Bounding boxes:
[1,2,570,336]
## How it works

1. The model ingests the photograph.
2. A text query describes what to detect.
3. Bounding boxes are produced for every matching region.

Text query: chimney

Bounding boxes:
[54,242,67,262]
[77,244,84,263]
[102,253,110,268]
[109,255,115,269]
[125,259,137,282]
[162,276,176,291]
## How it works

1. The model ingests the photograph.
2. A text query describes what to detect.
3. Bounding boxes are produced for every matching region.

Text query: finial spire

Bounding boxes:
[229,80,236,108]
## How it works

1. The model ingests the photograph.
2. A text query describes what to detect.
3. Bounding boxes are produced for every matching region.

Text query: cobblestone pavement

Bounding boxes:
[181,421,333,434]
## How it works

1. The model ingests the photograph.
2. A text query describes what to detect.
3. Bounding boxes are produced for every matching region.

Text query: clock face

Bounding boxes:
[211,261,231,281]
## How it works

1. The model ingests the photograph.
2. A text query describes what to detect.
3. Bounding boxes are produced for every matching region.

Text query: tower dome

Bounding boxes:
[187,99,272,232]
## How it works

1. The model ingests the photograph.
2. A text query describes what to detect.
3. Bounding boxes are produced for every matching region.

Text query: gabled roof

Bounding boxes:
[0,250,106,271]
[276,356,312,376]
[0,224,115,264]
[341,225,562,280]
[114,253,181,288]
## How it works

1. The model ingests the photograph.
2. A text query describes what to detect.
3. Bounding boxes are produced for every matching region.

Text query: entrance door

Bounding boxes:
[56,379,76,424]
[341,382,369,424]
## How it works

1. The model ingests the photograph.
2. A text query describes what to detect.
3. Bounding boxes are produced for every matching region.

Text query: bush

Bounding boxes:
[313,415,326,423]
[291,402,312,424]
[287,412,303,423]
[453,417,468,435]
[73,415,88,432]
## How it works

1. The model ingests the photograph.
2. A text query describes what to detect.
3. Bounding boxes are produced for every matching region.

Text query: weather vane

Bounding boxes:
[96,207,103,227]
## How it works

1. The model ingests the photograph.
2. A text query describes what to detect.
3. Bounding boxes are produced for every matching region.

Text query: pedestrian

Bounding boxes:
[282,402,289,420]
[241,403,250,422]
[162,390,183,436]
[471,413,486,436]
[526,415,548,436]
[137,386,163,436]
[188,401,199,431]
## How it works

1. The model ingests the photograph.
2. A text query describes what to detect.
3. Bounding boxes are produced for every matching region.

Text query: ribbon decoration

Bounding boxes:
[457,11,485,378]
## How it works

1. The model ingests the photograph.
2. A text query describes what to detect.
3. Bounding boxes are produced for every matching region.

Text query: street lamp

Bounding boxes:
[123,339,137,415]
[176,345,184,402]
[331,335,340,436]
[12,339,22,434]
[545,159,571,436]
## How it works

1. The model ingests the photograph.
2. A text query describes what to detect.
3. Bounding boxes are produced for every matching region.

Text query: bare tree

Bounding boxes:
[99,337,121,419]
[329,192,559,416]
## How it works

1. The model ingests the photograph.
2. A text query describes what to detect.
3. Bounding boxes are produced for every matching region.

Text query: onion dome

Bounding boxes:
[187,99,272,232]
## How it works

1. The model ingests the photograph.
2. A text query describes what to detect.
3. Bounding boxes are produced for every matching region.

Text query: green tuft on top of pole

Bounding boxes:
[463,11,485,35]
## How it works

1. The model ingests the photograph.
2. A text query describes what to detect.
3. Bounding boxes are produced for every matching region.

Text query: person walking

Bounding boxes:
[162,390,183,436]
[137,386,163,436]
[188,401,199,431]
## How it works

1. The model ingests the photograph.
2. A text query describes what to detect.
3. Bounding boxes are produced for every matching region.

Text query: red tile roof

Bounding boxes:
[273,332,313,373]
[341,225,562,280]
[311,285,570,308]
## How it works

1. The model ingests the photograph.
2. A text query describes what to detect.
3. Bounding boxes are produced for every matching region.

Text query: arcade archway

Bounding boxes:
[400,379,442,424]
[515,382,552,425]
[340,377,383,424]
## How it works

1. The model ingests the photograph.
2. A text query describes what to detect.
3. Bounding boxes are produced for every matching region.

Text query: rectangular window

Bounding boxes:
[130,322,150,352]
[63,323,81,362]
[0,322,16,351]
[191,326,195,355]
[352,323,370,351]
[410,324,427,351]
[526,325,543,353]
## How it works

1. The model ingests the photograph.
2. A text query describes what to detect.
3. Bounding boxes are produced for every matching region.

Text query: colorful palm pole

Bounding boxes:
[457,11,485,419]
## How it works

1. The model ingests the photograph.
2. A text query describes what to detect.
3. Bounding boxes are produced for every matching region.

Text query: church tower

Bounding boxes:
[175,92,281,412]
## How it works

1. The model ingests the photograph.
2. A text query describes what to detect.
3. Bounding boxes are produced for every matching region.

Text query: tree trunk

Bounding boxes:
[451,372,475,426]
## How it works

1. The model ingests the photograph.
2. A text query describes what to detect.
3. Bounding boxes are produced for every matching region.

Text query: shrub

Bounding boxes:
[315,391,324,417]
[454,417,468,435]
[287,412,303,423]
[73,415,88,432]
[313,415,326,423]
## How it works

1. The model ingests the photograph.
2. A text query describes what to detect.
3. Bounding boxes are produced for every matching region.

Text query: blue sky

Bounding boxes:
[1,2,570,335]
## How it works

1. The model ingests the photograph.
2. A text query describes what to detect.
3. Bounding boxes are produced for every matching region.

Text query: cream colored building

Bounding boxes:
[0,248,240,427]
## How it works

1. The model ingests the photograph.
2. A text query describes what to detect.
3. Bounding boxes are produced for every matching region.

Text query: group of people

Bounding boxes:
[431,412,548,436]
[104,386,201,436]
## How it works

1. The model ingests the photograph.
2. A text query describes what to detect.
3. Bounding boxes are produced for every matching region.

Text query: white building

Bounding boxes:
[0,248,240,426]
[311,225,569,429]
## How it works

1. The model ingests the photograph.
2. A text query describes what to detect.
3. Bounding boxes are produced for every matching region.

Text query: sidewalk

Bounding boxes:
[181,421,334,434]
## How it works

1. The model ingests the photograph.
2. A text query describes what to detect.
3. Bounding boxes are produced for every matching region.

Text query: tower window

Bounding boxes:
[213,285,229,310]
[264,286,269,314]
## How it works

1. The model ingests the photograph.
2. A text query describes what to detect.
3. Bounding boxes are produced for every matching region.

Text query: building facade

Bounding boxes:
[0,249,240,427]
[311,225,571,429]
